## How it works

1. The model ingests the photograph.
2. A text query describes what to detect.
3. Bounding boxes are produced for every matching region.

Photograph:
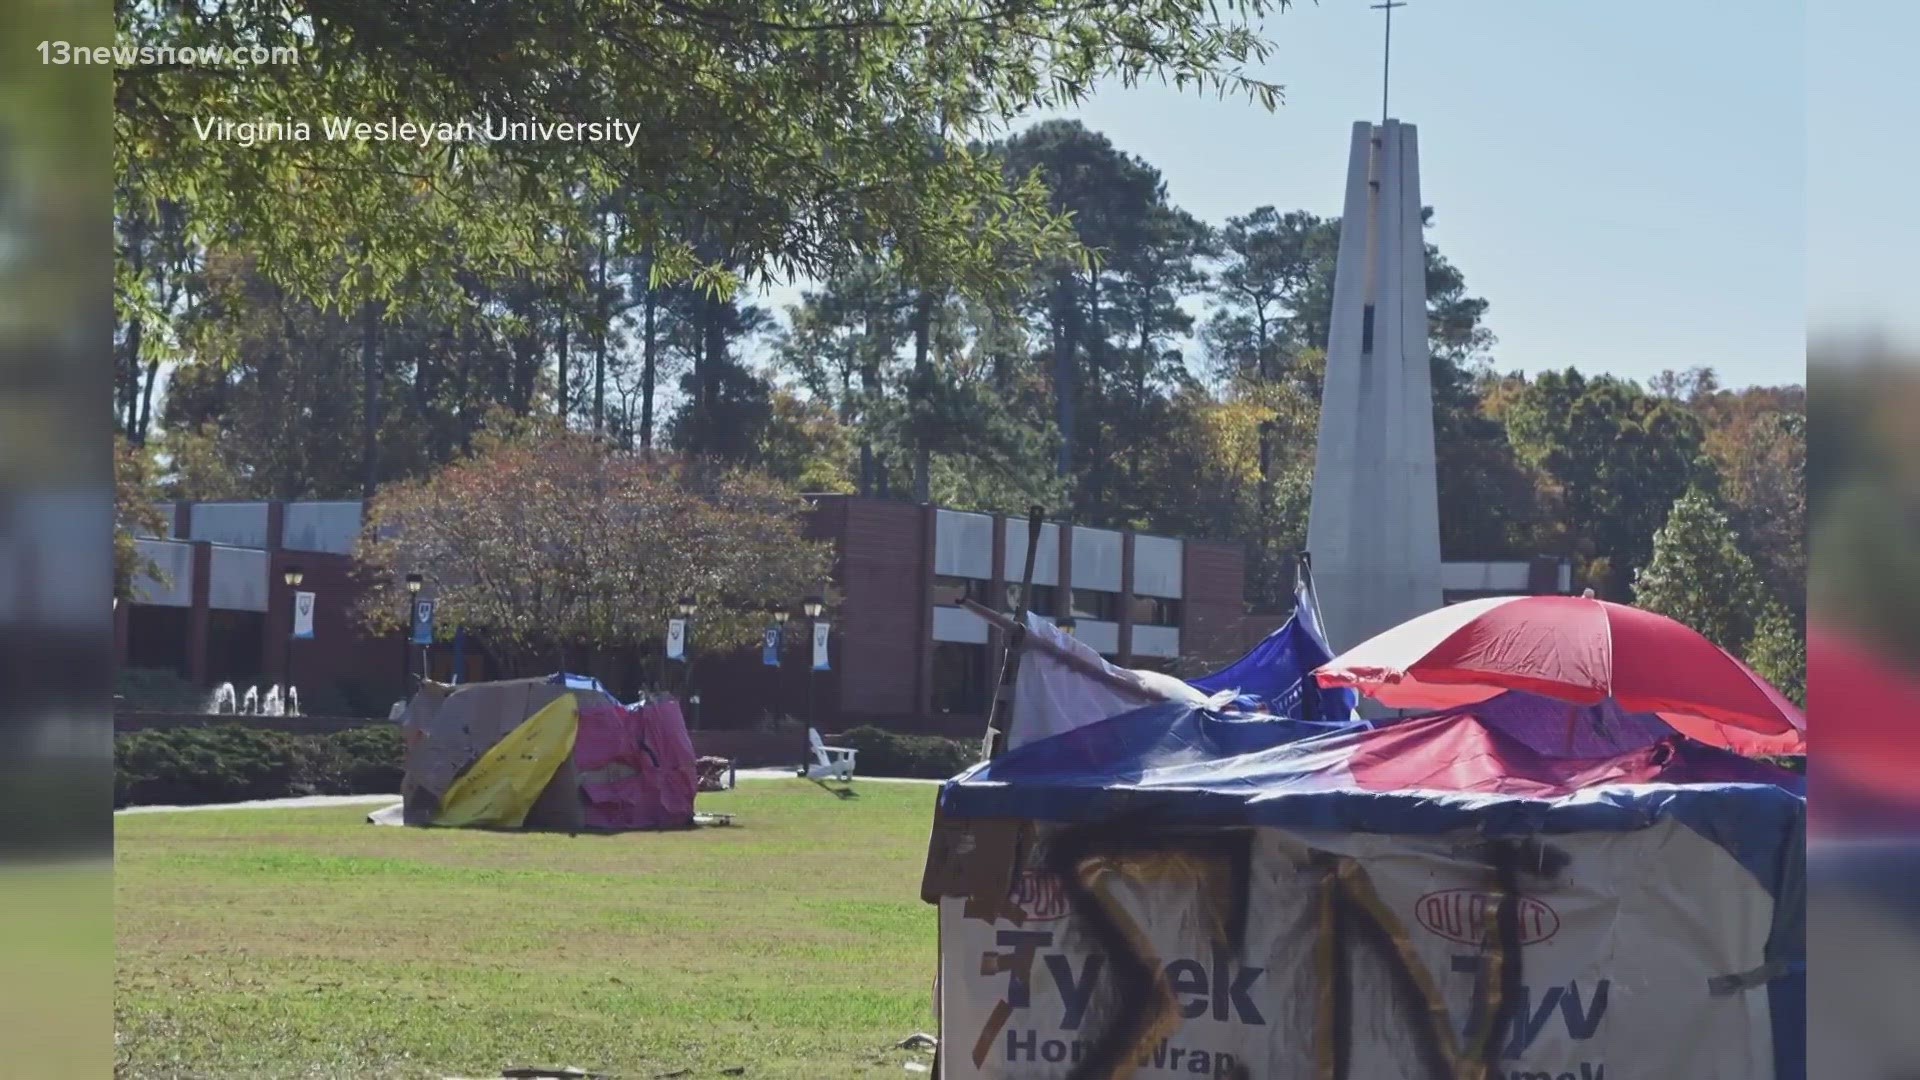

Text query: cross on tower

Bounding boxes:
[1371,0,1407,125]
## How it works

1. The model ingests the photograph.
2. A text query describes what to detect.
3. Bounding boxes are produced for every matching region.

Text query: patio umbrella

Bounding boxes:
[1313,594,1806,755]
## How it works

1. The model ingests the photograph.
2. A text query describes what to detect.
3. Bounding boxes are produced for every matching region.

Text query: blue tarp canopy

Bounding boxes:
[1186,613,1359,720]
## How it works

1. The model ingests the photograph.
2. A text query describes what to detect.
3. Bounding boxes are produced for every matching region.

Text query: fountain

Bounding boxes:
[240,685,260,715]
[261,685,284,716]
[208,682,238,714]
[285,686,300,717]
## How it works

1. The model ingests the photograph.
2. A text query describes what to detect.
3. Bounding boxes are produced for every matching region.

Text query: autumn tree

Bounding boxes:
[356,431,833,675]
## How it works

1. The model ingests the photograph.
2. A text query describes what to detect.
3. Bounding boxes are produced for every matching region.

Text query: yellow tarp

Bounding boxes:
[433,694,579,829]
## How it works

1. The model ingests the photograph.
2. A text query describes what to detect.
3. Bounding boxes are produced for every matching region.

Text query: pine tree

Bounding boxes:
[1633,487,1768,653]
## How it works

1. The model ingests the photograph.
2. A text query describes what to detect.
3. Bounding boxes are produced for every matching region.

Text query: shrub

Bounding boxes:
[114,724,406,807]
[835,726,977,780]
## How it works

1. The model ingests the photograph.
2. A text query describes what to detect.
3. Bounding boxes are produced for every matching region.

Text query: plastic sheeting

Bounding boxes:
[573,698,698,830]
[929,699,1806,1079]
[433,694,579,828]
[1187,572,1359,721]
[1006,613,1221,752]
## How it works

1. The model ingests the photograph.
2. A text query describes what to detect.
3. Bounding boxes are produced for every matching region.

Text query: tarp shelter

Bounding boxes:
[1188,569,1359,721]
[923,701,1805,1079]
[396,676,697,831]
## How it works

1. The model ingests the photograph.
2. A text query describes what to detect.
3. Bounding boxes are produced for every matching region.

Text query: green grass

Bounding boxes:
[115,781,942,1078]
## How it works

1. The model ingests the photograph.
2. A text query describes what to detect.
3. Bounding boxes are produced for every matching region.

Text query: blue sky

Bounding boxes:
[762,0,1814,389]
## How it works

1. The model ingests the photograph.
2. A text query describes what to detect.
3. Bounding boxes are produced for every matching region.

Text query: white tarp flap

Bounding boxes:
[939,819,1776,1078]
[1006,613,1220,752]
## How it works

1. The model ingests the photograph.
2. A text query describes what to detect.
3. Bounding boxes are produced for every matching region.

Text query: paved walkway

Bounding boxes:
[116,793,402,815]
[733,768,943,785]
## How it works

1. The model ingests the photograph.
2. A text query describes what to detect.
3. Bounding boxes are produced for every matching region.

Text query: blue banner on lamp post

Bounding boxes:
[763,626,781,667]
[410,599,435,645]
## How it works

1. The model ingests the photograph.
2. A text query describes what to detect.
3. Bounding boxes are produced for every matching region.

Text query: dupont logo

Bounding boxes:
[1416,890,1561,947]
[1008,870,1070,922]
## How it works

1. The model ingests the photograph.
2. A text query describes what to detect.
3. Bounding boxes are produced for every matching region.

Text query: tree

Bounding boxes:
[357,432,833,673]
[117,0,1288,321]
[1692,383,1806,616]
[1633,487,1768,654]
[1505,370,1705,594]
[1745,602,1806,707]
[114,435,169,601]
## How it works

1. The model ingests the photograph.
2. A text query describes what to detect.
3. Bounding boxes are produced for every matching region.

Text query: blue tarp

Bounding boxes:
[1186,614,1359,720]
[1186,569,1358,721]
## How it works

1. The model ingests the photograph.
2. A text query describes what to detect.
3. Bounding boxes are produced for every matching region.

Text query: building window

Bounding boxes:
[932,643,990,715]
[933,575,992,608]
[1070,591,1121,622]
[1004,582,1059,615]
[1129,596,1181,626]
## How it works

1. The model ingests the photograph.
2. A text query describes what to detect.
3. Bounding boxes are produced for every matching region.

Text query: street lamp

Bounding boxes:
[282,565,304,692]
[766,607,793,733]
[676,595,698,726]
[803,594,825,735]
[401,573,424,691]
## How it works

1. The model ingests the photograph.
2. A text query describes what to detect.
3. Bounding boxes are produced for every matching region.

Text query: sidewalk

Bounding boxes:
[115,793,401,815]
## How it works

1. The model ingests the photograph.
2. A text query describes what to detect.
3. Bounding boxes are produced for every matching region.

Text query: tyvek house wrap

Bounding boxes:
[923,703,1805,1079]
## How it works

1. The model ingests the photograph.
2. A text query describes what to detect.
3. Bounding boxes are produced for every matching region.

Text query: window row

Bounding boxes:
[934,577,1180,626]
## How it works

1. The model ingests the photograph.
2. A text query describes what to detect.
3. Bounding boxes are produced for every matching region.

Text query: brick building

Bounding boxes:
[119,495,1571,731]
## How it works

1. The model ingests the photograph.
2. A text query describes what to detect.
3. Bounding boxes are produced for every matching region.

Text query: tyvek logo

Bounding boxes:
[1008,870,1069,922]
[1416,890,1561,947]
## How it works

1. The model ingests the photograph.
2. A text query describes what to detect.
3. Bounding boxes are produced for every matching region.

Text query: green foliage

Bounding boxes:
[118,0,1290,322]
[114,725,403,807]
[1746,602,1807,707]
[114,434,168,599]
[1633,487,1769,653]
[834,725,976,779]
[1504,369,1705,593]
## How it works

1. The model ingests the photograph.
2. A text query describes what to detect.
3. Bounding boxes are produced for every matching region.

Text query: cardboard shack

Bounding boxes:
[922,701,1805,1079]
[396,676,697,831]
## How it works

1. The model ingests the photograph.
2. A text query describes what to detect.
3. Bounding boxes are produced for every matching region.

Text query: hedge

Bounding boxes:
[115,725,404,808]
[834,726,977,780]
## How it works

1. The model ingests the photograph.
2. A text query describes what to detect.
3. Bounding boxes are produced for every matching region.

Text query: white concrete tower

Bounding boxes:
[1304,119,1444,652]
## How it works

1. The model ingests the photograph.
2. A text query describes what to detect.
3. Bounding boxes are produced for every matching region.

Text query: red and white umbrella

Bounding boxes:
[1313,594,1806,756]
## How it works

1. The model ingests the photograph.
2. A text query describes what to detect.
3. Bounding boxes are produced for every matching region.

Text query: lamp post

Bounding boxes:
[803,594,825,730]
[402,573,423,690]
[771,607,791,724]
[801,596,825,774]
[282,564,304,691]
[677,594,698,727]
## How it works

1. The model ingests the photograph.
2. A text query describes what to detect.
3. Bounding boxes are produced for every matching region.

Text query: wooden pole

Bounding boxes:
[981,507,1045,759]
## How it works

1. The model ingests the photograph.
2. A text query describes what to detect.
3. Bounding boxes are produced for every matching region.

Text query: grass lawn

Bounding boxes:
[115,780,942,1078]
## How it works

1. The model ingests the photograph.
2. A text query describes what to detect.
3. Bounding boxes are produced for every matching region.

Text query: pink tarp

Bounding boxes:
[573,698,698,830]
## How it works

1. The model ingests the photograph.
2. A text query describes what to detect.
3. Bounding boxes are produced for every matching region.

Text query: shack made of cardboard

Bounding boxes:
[923,701,1805,1079]
[397,676,697,831]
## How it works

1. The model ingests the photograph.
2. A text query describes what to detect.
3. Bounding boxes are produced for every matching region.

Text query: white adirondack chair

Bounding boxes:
[806,728,857,783]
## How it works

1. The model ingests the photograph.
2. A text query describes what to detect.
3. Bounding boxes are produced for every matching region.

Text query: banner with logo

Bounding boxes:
[939,820,1776,1079]
[410,598,435,645]
[292,591,316,639]
[811,620,830,671]
[666,618,687,661]
[763,626,781,667]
